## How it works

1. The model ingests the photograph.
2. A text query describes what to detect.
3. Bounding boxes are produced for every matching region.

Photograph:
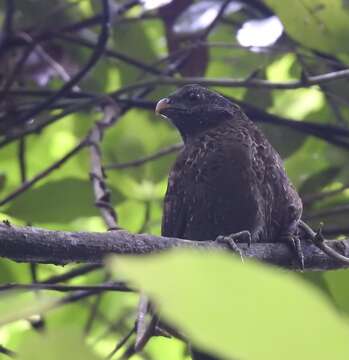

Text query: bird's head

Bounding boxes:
[155,84,239,141]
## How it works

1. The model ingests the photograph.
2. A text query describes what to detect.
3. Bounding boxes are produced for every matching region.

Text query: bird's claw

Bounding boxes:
[215,230,251,263]
[282,234,305,271]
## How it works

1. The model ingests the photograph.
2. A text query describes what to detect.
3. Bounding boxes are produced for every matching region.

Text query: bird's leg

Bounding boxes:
[281,226,304,271]
[215,230,251,262]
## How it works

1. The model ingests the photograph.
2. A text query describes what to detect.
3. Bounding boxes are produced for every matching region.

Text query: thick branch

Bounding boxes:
[0,223,348,271]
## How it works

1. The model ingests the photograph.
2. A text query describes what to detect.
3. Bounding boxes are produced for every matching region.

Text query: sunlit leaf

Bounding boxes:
[265,0,349,53]
[109,250,349,360]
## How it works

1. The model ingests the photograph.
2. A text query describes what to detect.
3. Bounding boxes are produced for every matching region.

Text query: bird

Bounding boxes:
[156,84,302,245]
[155,84,303,360]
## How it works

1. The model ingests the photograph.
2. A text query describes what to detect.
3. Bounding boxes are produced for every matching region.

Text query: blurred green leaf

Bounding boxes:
[147,336,188,360]
[103,109,178,183]
[0,292,57,327]
[259,123,307,159]
[4,178,124,223]
[18,328,101,360]
[265,0,349,53]
[207,24,274,100]
[109,250,349,360]
[323,269,349,314]
[300,166,341,196]
[112,20,160,86]
[285,137,329,187]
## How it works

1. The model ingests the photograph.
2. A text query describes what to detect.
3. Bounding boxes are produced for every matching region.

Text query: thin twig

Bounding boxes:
[84,289,104,336]
[56,33,163,75]
[0,138,88,207]
[10,0,110,127]
[0,96,101,148]
[135,294,150,350]
[105,143,182,170]
[0,344,16,359]
[106,325,136,360]
[134,314,157,353]
[304,204,349,220]
[0,282,132,293]
[89,102,121,229]
[302,183,349,206]
[300,221,349,265]
[34,42,80,90]
[110,69,349,96]
[0,34,39,104]
[18,137,27,183]
[41,264,102,284]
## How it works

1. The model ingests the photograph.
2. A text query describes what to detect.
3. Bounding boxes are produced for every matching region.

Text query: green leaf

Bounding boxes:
[18,328,101,360]
[265,0,349,54]
[285,137,329,188]
[299,166,341,196]
[109,250,349,360]
[259,123,307,159]
[4,178,124,223]
[323,269,349,314]
[0,292,57,327]
[112,20,160,86]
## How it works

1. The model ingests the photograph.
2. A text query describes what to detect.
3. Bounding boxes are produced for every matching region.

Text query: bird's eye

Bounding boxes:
[188,92,201,101]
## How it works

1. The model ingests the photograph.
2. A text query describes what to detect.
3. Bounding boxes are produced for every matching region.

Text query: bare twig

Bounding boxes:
[9,0,110,128]
[305,204,349,220]
[110,69,349,96]
[0,34,39,104]
[42,264,102,284]
[135,294,151,350]
[89,102,121,229]
[106,325,136,360]
[0,138,88,206]
[302,183,349,206]
[56,33,163,75]
[0,282,132,293]
[18,137,27,184]
[0,344,16,359]
[134,314,157,353]
[300,221,349,265]
[105,143,182,170]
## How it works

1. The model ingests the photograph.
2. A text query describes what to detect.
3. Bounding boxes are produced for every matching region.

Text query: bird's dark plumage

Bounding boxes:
[157,84,302,244]
[156,84,303,360]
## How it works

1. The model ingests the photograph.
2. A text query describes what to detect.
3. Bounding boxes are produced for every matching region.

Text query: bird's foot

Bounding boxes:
[215,231,251,263]
[281,233,305,271]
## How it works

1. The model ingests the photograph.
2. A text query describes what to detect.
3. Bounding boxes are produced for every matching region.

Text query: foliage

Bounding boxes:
[0,0,349,359]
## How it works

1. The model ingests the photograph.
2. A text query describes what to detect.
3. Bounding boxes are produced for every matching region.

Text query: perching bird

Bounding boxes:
[156,84,302,246]
[155,84,303,359]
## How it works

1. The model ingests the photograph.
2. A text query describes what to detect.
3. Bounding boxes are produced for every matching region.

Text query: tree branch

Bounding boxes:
[0,223,348,271]
[111,69,349,96]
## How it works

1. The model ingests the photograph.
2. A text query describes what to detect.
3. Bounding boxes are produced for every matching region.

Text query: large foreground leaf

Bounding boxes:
[109,250,349,360]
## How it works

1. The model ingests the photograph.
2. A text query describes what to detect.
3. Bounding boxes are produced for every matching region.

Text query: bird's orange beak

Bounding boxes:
[155,98,171,115]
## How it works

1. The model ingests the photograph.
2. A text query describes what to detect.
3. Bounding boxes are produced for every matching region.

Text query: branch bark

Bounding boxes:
[0,223,348,271]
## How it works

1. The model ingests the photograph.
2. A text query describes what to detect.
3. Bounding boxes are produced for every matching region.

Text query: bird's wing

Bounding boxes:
[161,165,188,238]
